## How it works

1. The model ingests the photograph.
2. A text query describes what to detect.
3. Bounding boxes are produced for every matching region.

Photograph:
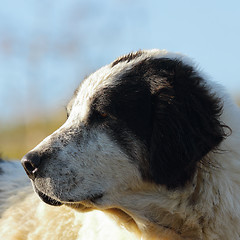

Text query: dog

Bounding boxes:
[1,49,240,239]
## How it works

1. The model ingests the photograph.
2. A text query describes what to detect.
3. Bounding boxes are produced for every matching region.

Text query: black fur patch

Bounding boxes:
[89,57,227,189]
[125,58,226,188]
[111,51,143,67]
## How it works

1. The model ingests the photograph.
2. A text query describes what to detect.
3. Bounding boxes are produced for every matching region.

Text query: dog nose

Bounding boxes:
[21,152,41,180]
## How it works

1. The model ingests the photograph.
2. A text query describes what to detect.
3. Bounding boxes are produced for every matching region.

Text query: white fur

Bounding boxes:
[1,49,240,239]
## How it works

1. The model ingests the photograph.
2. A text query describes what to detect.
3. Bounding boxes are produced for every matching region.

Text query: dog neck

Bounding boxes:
[104,159,240,240]
[102,179,200,239]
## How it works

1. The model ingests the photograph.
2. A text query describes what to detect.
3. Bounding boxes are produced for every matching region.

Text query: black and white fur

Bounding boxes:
[1,49,240,240]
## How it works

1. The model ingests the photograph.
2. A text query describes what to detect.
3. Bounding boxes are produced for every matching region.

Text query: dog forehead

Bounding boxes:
[69,65,119,122]
[68,49,195,123]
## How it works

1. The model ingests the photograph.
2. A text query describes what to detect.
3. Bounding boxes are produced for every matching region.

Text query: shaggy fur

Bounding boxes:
[1,49,240,240]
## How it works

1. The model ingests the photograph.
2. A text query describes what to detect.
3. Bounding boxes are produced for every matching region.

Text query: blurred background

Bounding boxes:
[0,0,240,159]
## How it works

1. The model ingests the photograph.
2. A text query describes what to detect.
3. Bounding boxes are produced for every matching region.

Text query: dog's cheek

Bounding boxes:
[77,130,143,189]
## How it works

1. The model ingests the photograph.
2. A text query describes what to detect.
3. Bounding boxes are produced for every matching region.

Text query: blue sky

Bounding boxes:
[0,0,240,124]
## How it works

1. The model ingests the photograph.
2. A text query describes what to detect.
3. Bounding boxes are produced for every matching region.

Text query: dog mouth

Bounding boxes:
[36,189,63,206]
[36,188,103,208]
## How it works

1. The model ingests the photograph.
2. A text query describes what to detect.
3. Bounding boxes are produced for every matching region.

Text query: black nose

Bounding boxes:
[21,152,41,180]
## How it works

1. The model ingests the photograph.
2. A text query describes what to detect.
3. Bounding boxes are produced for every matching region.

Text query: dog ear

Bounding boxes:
[149,59,226,189]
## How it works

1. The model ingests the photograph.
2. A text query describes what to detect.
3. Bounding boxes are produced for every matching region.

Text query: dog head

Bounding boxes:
[21,49,225,210]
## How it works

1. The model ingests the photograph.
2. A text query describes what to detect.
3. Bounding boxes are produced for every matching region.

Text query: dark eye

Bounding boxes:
[99,112,108,118]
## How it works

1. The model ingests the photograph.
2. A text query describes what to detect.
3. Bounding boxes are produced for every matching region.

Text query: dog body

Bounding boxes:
[1,49,240,239]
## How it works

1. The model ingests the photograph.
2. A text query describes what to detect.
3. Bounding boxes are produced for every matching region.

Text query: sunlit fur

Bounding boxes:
[1,49,240,240]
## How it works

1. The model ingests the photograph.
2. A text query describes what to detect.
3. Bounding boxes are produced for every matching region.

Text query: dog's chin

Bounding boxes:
[65,202,95,212]
[64,193,104,212]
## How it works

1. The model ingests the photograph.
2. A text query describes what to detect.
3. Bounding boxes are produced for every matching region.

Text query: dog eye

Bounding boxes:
[100,112,108,118]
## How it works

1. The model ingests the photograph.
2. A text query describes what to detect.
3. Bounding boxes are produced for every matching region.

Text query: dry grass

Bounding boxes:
[0,111,66,160]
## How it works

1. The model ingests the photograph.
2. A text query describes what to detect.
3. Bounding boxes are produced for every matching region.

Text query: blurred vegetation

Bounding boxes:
[0,111,66,159]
